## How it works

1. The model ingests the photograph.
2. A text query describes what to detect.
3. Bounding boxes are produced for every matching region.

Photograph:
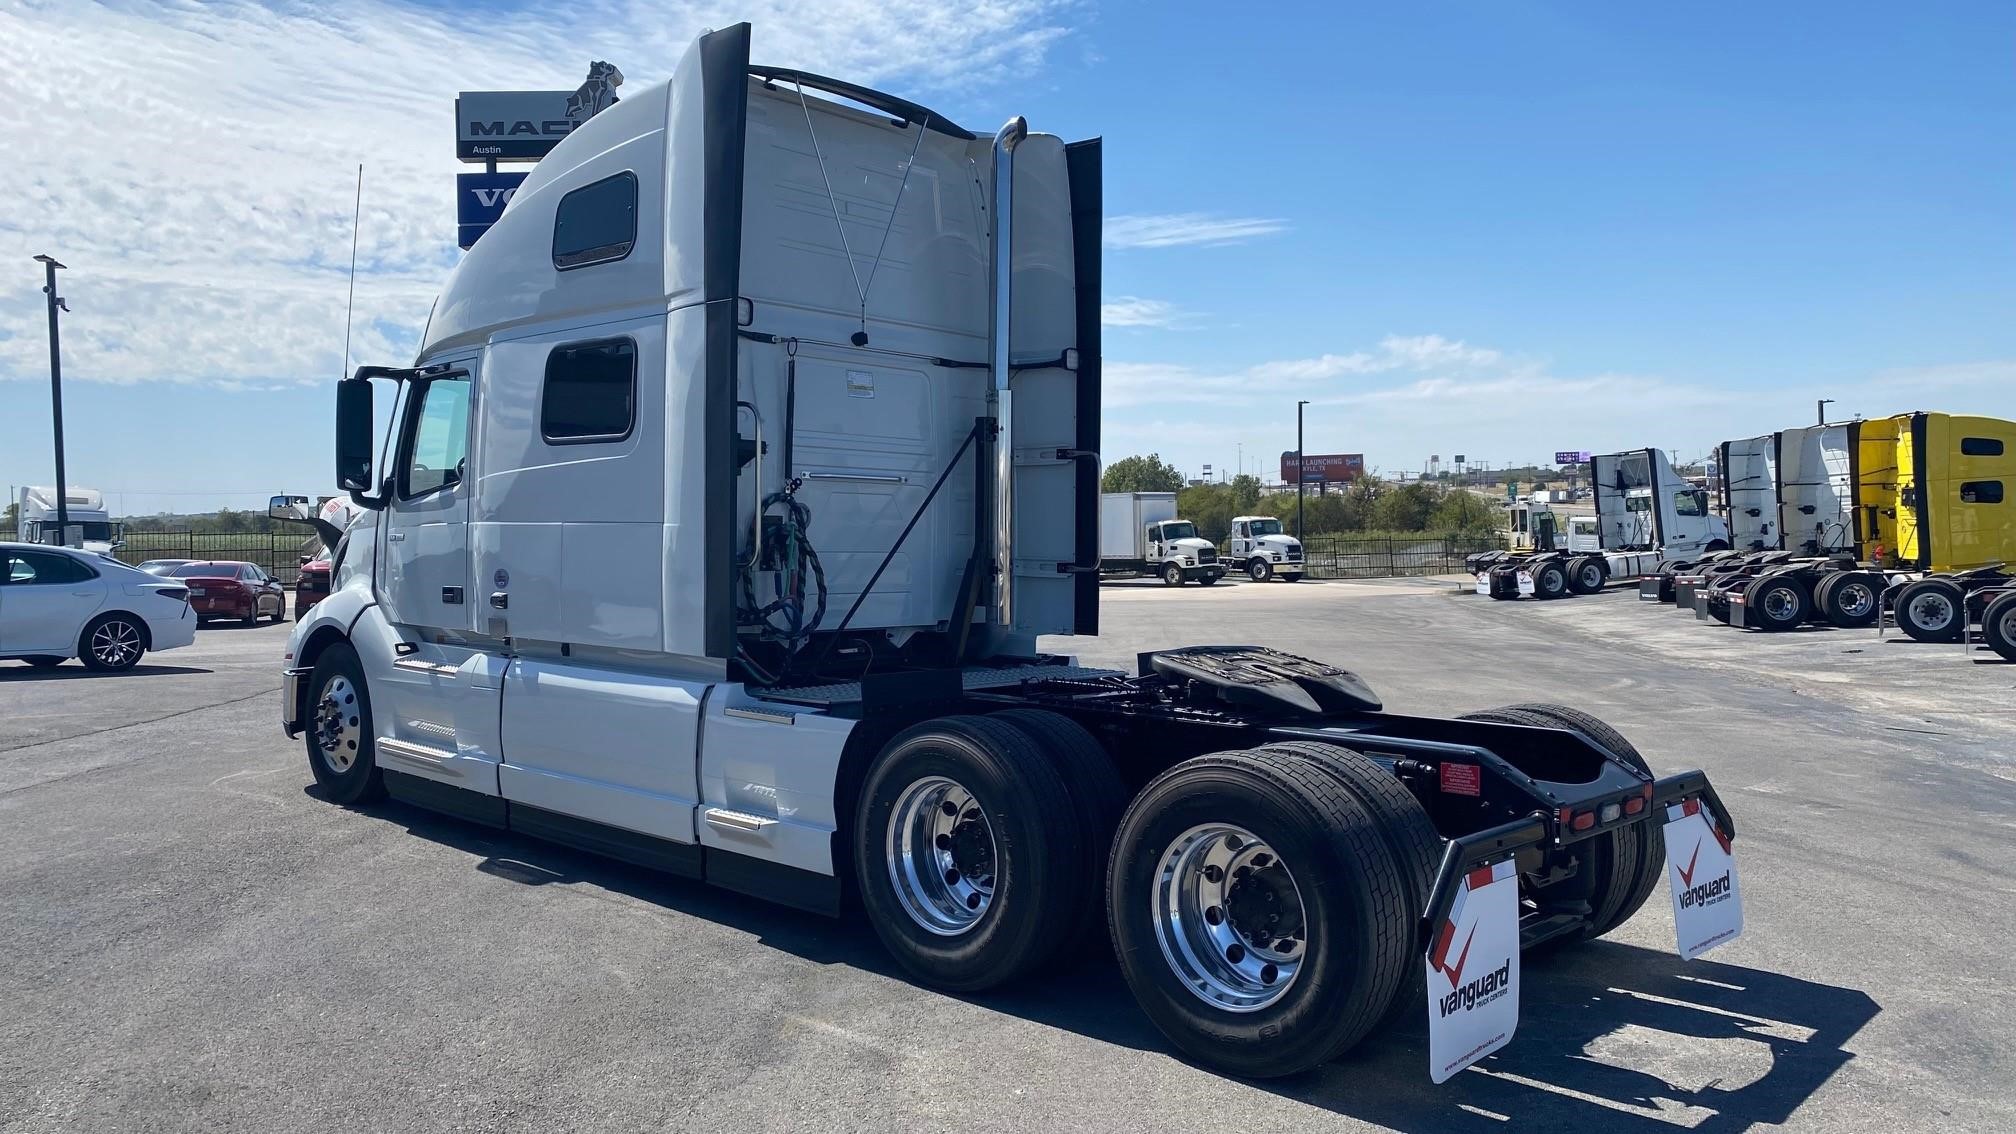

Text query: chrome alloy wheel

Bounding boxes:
[1835,580,1876,619]
[887,776,997,936]
[1154,823,1308,1012]
[1908,591,1956,633]
[314,674,363,773]
[90,619,143,668]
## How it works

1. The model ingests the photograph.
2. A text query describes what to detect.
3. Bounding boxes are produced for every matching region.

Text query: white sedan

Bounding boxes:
[0,543,198,671]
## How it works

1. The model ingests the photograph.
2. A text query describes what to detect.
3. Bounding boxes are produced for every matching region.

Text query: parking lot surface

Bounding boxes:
[4,579,2013,1133]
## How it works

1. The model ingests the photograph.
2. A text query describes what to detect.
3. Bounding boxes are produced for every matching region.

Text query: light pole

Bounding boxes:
[1817,398,1833,426]
[1295,400,1309,538]
[34,255,70,546]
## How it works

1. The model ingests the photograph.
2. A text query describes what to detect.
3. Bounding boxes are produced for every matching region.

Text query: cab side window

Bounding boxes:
[401,377,471,499]
[1673,490,1705,517]
[542,339,637,443]
[1961,481,2004,505]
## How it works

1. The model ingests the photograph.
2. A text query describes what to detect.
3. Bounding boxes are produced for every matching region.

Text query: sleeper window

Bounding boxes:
[1961,437,2006,458]
[1960,481,2004,505]
[542,340,637,443]
[552,172,637,269]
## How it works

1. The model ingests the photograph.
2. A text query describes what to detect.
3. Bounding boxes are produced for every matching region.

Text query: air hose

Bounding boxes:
[739,483,828,649]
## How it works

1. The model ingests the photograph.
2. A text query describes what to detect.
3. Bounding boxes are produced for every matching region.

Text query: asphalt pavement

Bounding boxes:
[2,579,2012,1133]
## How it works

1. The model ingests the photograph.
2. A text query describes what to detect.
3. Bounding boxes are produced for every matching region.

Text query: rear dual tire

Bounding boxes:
[1896,578,1966,642]
[1982,590,2016,661]
[1531,561,1569,600]
[1814,571,1881,629]
[1458,704,1662,942]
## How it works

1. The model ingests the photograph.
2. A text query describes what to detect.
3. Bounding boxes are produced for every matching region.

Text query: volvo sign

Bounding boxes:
[457,171,529,249]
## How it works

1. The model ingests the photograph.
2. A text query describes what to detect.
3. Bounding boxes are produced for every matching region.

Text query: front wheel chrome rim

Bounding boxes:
[1836,582,1875,619]
[314,675,362,772]
[91,620,141,667]
[887,776,996,936]
[1154,823,1307,1012]
[1909,593,1955,632]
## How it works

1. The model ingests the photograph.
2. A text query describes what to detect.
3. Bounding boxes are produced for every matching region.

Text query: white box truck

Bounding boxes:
[1098,492,1224,585]
[280,25,1744,1083]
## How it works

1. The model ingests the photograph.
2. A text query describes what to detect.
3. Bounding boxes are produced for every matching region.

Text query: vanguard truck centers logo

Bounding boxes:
[1425,859,1521,1083]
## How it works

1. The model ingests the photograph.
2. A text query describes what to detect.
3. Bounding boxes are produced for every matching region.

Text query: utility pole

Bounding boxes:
[1295,400,1309,538]
[34,255,69,546]
[1817,398,1833,426]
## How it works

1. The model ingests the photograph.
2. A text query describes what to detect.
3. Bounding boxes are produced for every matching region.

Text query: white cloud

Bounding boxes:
[0,0,1076,387]
[1101,296,1189,328]
[1103,213,1288,249]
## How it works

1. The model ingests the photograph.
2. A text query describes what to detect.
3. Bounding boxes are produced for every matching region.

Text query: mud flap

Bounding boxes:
[1474,572,1491,595]
[1664,800,1744,959]
[1516,570,1536,597]
[1425,859,1520,1083]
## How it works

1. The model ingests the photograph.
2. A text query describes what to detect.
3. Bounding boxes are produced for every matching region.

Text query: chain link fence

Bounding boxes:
[2,530,320,586]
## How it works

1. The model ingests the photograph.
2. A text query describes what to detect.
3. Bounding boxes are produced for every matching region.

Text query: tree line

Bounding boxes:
[1100,453,1501,543]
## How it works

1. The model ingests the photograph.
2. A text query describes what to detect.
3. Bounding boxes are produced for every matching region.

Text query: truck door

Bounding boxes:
[360,360,507,797]
[381,365,474,634]
[1230,520,1249,557]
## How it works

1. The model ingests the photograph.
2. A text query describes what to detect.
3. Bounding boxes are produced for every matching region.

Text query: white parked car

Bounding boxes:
[0,542,198,671]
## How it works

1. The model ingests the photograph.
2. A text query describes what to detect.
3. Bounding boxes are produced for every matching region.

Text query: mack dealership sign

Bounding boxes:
[457,170,529,249]
[456,91,580,162]
[1280,452,1365,484]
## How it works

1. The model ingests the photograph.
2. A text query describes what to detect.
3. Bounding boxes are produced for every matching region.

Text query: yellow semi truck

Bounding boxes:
[1882,412,2015,572]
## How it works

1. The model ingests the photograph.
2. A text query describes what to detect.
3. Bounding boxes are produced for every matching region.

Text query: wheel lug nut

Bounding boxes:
[1204,905,1224,926]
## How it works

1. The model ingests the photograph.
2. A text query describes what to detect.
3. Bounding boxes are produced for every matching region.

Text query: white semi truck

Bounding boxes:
[281,26,1743,1082]
[16,486,123,553]
[1719,433,1779,552]
[1227,514,1304,581]
[1474,449,1731,599]
[1098,492,1224,585]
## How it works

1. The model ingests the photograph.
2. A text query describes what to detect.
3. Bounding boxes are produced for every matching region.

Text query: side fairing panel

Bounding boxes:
[697,689,855,875]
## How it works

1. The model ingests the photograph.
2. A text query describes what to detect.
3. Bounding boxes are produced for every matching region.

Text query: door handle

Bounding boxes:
[489,592,509,610]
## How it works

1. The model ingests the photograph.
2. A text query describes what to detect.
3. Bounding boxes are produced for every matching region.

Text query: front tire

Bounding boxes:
[78,614,146,672]
[305,643,385,805]
[1162,563,1185,587]
[1108,748,1411,1079]
[855,716,1085,991]
[1247,558,1274,582]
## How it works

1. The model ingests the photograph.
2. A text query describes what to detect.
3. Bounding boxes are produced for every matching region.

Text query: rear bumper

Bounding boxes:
[280,665,311,737]
[1421,769,1735,958]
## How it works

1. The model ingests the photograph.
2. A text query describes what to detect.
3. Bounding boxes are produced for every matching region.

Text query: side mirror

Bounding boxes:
[269,494,309,519]
[336,379,378,500]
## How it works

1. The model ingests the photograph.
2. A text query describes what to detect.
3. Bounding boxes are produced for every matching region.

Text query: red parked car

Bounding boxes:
[294,555,332,619]
[166,561,288,625]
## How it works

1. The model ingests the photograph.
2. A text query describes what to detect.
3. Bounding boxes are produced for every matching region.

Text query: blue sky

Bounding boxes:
[3,0,2012,513]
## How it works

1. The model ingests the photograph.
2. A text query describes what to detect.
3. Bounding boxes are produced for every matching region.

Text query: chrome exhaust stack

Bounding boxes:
[988,116,1027,632]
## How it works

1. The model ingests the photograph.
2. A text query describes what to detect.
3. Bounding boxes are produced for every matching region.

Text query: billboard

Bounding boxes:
[1553,450,1592,464]
[456,91,581,162]
[457,171,529,249]
[1281,452,1365,484]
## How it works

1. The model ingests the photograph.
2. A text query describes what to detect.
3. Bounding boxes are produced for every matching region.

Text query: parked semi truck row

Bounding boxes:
[15,486,123,554]
[1469,448,1729,600]
[282,26,1746,1083]
[1638,412,2016,635]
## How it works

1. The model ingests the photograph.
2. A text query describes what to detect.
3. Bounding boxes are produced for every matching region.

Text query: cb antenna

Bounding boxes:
[341,163,363,380]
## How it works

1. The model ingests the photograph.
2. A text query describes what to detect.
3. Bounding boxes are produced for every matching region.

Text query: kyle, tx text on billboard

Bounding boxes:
[1280,452,1365,484]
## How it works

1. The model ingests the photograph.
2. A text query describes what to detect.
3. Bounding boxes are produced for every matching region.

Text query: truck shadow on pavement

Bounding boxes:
[366,795,1877,1131]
